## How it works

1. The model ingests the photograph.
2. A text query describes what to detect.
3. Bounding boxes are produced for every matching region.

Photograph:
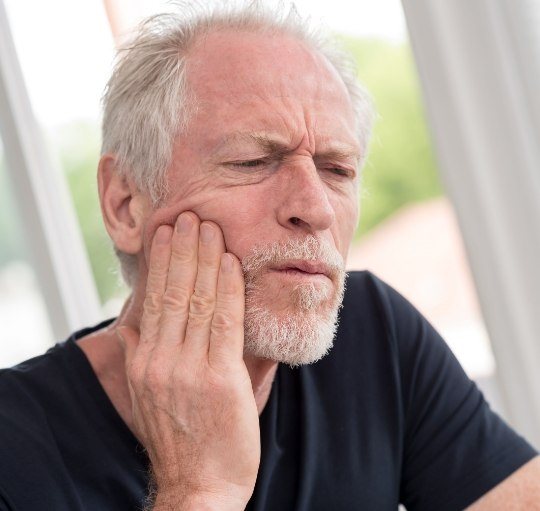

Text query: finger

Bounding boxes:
[158,212,200,348]
[209,253,245,369]
[116,326,153,442]
[140,225,173,346]
[184,221,225,360]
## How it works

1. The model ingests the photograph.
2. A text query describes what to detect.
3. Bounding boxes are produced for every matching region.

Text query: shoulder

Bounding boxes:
[0,347,62,412]
[340,270,426,354]
[0,339,74,392]
[0,348,66,497]
[343,270,451,363]
[0,319,115,415]
[343,270,424,324]
[0,340,87,459]
[0,345,68,443]
[0,341,97,507]
[341,275,538,509]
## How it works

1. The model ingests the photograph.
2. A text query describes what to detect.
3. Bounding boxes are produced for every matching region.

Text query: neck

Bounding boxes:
[244,355,279,414]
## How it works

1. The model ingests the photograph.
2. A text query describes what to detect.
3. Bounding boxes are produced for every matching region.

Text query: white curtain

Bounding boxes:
[401,0,540,448]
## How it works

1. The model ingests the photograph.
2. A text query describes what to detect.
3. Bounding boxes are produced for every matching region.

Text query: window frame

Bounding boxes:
[0,0,101,341]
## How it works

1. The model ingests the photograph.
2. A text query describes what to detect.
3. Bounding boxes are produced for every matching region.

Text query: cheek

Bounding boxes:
[143,188,273,263]
[331,194,358,256]
[140,184,215,261]
[196,193,271,257]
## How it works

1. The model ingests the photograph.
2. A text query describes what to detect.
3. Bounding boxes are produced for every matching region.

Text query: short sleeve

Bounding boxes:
[370,275,538,510]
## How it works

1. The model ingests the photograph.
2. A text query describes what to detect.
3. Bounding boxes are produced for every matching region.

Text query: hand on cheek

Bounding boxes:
[141,205,235,270]
[116,211,259,509]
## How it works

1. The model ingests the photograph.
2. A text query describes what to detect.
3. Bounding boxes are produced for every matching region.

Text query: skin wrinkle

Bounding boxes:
[211,131,361,168]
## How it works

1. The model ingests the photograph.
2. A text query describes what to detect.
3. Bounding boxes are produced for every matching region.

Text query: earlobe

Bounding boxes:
[97,154,149,255]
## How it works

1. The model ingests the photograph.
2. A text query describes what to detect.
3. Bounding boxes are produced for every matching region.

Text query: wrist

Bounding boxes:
[153,489,250,511]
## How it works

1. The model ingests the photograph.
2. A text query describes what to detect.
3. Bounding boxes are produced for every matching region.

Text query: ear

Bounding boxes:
[97,154,150,255]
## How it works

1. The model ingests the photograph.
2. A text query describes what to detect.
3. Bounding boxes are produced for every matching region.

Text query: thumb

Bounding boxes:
[115,326,139,370]
[115,326,140,408]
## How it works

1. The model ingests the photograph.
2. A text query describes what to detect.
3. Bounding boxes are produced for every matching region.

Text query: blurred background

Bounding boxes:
[1,0,539,447]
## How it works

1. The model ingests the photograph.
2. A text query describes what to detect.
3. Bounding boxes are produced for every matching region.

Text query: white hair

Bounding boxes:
[101,1,375,287]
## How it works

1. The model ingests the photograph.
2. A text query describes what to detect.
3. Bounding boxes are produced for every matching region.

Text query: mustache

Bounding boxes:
[241,235,344,282]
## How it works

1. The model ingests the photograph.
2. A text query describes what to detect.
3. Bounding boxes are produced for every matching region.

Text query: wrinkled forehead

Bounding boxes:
[185,29,355,117]
[178,29,359,160]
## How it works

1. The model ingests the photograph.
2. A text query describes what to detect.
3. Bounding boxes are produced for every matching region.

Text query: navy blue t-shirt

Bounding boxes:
[0,271,536,510]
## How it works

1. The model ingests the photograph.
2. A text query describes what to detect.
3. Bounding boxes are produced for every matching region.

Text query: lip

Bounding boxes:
[270,260,332,278]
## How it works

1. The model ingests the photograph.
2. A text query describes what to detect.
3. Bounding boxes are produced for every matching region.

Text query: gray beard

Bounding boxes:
[241,236,346,367]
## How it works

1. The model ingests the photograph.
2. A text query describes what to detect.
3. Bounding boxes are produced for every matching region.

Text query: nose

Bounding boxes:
[275,159,335,233]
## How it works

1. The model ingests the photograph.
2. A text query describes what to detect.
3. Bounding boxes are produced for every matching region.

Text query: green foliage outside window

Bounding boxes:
[338,37,442,238]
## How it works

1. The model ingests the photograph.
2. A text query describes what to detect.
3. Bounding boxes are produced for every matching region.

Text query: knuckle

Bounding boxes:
[147,262,167,284]
[162,287,191,311]
[189,292,215,319]
[211,309,237,332]
[143,291,162,316]
[171,244,196,264]
[145,364,166,389]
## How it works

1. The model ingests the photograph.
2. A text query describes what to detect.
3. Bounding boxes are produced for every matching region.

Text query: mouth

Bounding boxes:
[269,260,332,281]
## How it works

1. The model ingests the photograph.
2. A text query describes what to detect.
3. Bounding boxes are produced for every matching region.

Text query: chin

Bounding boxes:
[243,308,340,367]
[243,289,344,368]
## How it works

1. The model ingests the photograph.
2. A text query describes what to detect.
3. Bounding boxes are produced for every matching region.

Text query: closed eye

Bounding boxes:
[323,166,355,178]
[231,159,267,168]
[329,167,349,176]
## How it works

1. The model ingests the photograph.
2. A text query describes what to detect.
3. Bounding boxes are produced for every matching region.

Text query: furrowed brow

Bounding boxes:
[316,147,362,164]
[311,138,362,164]
[213,131,290,156]
[214,131,362,162]
[250,134,290,154]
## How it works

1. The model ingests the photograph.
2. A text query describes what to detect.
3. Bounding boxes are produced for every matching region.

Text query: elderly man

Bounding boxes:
[0,3,538,510]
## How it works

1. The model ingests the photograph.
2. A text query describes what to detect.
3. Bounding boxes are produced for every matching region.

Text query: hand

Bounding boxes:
[116,212,260,509]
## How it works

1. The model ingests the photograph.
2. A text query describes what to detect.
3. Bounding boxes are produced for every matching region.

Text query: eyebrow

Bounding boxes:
[213,131,362,162]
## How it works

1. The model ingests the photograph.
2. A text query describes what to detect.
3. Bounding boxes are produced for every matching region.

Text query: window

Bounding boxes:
[0,140,54,366]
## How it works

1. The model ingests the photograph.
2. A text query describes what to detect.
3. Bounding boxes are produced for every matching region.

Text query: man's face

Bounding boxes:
[142,30,361,365]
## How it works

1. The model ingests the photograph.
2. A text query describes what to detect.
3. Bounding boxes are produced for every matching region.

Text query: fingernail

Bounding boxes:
[177,213,193,234]
[156,226,171,244]
[221,253,234,273]
[200,223,215,243]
